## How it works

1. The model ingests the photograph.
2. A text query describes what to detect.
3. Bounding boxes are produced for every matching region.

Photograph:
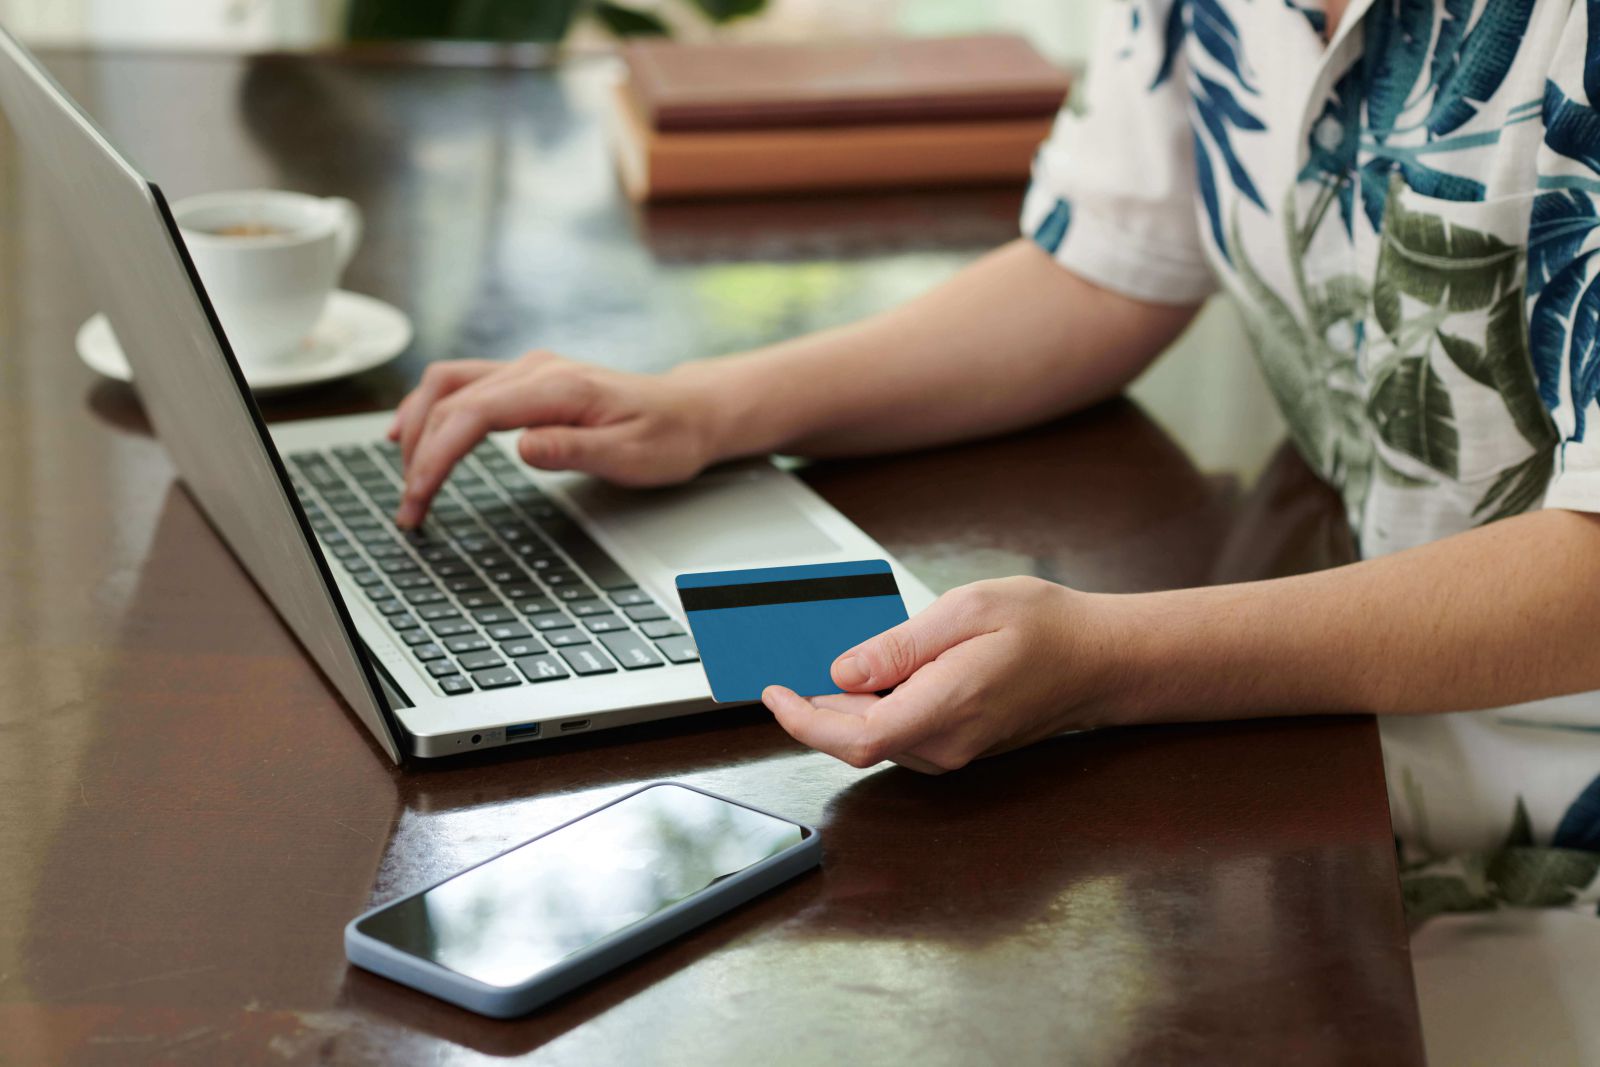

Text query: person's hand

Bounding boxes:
[761,577,1128,773]
[389,353,724,528]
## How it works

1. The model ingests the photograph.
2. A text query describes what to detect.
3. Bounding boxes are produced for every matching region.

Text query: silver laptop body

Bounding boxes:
[0,28,934,762]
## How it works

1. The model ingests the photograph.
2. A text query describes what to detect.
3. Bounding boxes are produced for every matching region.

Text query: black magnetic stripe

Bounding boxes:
[679,572,900,612]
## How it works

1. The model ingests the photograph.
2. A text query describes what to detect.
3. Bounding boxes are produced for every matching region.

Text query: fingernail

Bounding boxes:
[394,504,416,529]
[833,654,868,688]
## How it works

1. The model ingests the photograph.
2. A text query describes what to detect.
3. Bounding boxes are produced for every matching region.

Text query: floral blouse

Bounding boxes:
[1021,0,1600,918]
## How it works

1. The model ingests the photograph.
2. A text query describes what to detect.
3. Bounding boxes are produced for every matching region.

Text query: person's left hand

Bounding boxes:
[760,577,1129,773]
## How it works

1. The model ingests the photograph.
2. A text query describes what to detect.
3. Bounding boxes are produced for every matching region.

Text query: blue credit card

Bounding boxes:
[676,559,910,703]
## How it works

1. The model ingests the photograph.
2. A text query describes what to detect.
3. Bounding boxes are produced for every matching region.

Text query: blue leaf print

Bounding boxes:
[1545,79,1600,175]
[1360,157,1396,232]
[1031,198,1072,253]
[1191,0,1256,94]
[1194,74,1267,210]
[1397,159,1485,202]
[1529,251,1592,411]
[1299,68,1362,236]
[1424,0,1536,137]
[1426,0,1473,96]
[1151,0,1186,89]
[1555,775,1600,852]
[1362,0,1435,142]
[1529,190,1600,296]
[1192,129,1229,263]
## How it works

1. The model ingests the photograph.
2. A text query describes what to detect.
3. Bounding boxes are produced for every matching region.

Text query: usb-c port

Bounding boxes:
[559,719,590,733]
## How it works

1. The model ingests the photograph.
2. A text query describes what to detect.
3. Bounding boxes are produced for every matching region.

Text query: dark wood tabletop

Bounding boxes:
[0,48,1423,1065]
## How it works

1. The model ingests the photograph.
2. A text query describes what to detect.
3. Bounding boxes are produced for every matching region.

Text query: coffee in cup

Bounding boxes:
[173,189,362,371]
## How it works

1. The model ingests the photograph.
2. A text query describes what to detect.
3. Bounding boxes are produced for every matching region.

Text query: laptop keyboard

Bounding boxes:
[285,440,699,696]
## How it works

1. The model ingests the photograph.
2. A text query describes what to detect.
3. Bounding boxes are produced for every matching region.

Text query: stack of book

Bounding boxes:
[608,35,1072,201]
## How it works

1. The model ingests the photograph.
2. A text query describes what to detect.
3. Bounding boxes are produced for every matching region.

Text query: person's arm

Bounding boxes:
[763,508,1600,771]
[390,240,1197,527]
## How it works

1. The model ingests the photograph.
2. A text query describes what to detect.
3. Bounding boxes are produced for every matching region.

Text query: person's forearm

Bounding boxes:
[673,239,1200,461]
[1104,508,1600,723]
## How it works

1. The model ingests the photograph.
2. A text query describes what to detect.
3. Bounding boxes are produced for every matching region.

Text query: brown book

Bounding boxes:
[622,35,1070,132]
[608,82,1056,201]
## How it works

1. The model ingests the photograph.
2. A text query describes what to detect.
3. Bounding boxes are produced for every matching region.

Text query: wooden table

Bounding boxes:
[0,49,1423,1065]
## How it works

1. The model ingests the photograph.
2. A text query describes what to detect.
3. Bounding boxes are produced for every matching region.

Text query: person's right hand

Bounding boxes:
[389,352,724,528]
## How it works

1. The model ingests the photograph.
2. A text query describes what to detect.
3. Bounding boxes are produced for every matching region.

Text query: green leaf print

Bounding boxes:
[1473,448,1555,523]
[1378,174,1522,313]
[1488,847,1600,907]
[1436,330,1492,386]
[1483,288,1559,451]
[1368,356,1460,476]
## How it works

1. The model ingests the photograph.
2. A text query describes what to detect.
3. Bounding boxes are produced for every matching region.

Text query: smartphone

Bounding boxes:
[344,782,820,1018]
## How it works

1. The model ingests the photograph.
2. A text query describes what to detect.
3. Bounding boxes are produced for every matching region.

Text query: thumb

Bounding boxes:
[831,592,976,693]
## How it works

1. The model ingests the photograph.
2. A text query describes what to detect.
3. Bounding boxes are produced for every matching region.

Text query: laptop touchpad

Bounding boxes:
[562,473,840,571]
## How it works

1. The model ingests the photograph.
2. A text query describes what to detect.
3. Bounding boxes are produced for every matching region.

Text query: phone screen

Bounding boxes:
[354,785,807,988]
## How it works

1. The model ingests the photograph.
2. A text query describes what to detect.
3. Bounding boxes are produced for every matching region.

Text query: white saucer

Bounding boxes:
[76,289,413,394]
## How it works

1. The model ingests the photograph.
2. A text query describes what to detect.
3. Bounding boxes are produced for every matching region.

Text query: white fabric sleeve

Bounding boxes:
[1020,0,1217,306]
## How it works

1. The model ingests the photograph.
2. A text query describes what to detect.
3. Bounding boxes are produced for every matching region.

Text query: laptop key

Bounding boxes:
[654,635,699,664]
[531,614,575,632]
[583,614,627,633]
[444,634,489,654]
[439,675,474,696]
[401,629,434,647]
[351,570,386,588]
[458,650,506,671]
[445,576,487,595]
[459,591,503,611]
[559,646,616,676]
[419,604,461,622]
[412,643,446,662]
[546,629,590,648]
[431,561,473,579]
[379,558,420,575]
[485,622,530,642]
[432,619,475,637]
[640,619,685,639]
[373,599,406,616]
[472,607,516,625]
[568,599,608,617]
[390,613,420,631]
[624,604,668,623]
[514,654,569,682]
[363,582,395,600]
[500,637,545,658]
[609,588,652,606]
[516,597,557,616]
[426,660,460,678]
[404,589,447,606]
[472,667,522,690]
[554,586,596,603]
[598,631,663,670]
[391,573,434,590]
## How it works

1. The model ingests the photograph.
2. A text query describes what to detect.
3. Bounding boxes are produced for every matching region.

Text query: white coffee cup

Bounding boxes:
[173,189,362,370]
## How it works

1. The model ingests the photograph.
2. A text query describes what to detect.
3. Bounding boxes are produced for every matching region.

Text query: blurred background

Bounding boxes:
[0,0,1282,477]
[0,0,1100,65]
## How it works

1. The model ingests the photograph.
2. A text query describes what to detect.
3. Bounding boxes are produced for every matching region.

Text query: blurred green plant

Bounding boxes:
[346,0,768,43]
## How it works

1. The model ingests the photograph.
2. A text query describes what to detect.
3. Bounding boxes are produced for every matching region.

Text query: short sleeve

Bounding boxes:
[1020,0,1217,306]
[1528,3,1600,511]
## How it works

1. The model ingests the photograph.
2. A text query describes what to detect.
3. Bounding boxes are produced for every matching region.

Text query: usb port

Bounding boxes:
[505,722,541,740]
[559,719,590,733]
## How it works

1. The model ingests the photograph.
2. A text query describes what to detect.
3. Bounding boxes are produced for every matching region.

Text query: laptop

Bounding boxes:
[0,28,935,763]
